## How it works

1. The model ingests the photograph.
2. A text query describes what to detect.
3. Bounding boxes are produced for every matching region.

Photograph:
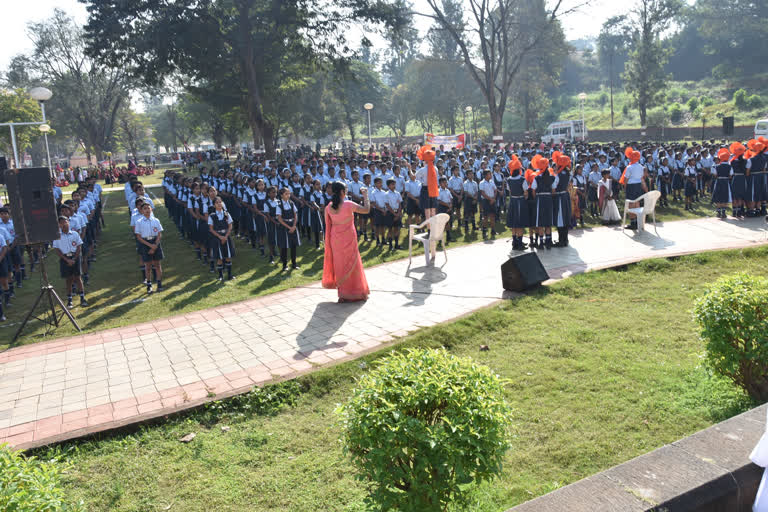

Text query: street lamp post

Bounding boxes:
[465,106,473,148]
[363,103,374,148]
[578,92,587,142]
[1,87,54,169]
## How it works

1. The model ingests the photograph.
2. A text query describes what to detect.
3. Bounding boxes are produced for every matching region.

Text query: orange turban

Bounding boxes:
[755,142,766,153]
[525,168,539,184]
[717,148,731,162]
[730,142,746,157]
[556,155,571,170]
[416,144,438,198]
[624,147,634,159]
[552,151,562,164]
[534,155,549,171]
[629,151,641,164]
[507,156,522,172]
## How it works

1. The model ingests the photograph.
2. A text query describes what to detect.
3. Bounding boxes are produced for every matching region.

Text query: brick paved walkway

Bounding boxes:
[1,217,766,450]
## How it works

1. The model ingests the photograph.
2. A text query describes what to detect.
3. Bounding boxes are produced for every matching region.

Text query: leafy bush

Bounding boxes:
[669,102,683,123]
[598,92,608,108]
[700,96,715,107]
[733,88,748,110]
[646,107,670,128]
[687,97,699,112]
[622,103,630,116]
[693,273,768,402]
[0,445,85,512]
[198,380,302,425]
[337,348,513,511]
[747,94,763,110]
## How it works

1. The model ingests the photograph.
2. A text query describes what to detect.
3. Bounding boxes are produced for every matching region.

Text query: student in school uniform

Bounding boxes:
[385,178,403,250]
[462,172,478,233]
[479,170,497,239]
[262,186,280,264]
[249,179,269,256]
[505,156,529,251]
[52,215,88,308]
[405,172,422,227]
[437,177,454,242]
[587,162,601,217]
[187,182,206,261]
[533,157,557,249]
[0,207,24,292]
[712,148,733,219]
[748,139,767,217]
[683,157,697,211]
[370,176,388,247]
[134,203,165,294]
[656,157,671,208]
[553,155,572,247]
[671,152,685,201]
[622,148,649,230]
[571,164,587,228]
[208,196,236,281]
[360,174,375,241]
[447,165,464,231]
[276,187,301,271]
[309,179,325,249]
[730,142,748,218]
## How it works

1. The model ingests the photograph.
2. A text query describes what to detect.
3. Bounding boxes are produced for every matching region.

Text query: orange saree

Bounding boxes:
[322,201,370,301]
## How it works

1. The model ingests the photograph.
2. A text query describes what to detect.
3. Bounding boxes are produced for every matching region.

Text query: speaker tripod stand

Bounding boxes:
[12,244,81,343]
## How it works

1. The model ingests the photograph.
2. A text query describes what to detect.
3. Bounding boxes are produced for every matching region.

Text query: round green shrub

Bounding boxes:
[747,94,763,110]
[700,96,715,107]
[0,444,84,512]
[686,96,699,112]
[337,348,513,511]
[669,102,683,123]
[733,88,748,110]
[693,273,768,402]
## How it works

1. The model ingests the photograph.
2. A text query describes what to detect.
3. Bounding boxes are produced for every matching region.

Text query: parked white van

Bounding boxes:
[755,119,768,139]
[541,120,587,144]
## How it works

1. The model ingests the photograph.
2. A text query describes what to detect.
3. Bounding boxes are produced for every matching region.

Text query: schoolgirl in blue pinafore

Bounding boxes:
[309,183,325,248]
[712,161,733,218]
[749,150,768,206]
[731,154,748,218]
[656,158,671,207]
[671,153,684,201]
[276,189,301,271]
[300,175,314,235]
[262,188,280,264]
[208,198,235,281]
[243,179,259,247]
[492,167,505,216]
[553,168,571,247]
[290,176,305,234]
[505,172,529,229]
[534,170,557,249]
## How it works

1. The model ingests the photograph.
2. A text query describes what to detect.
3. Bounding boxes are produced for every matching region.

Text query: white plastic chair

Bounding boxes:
[622,190,661,234]
[408,213,450,266]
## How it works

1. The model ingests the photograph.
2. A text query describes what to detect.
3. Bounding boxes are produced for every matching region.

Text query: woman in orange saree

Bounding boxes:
[322,182,371,302]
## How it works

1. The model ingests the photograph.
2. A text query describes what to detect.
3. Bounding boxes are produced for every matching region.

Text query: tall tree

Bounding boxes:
[622,0,681,126]
[116,109,153,161]
[80,0,405,158]
[0,89,45,166]
[597,15,631,128]
[331,61,386,142]
[26,9,131,160]
[426,0,463,58]
[423,0,568,139]
[381,0,420,86]
[694,0,768,69]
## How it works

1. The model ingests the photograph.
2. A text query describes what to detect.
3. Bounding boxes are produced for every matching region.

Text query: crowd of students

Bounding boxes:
[0,176,104,322]
[145,138,766,265]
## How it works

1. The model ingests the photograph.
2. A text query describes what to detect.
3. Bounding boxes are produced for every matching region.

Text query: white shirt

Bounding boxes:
[479,179,496,199]
[371,188,388,208]
[463,180,478,197]
[0,220,15,240]
[207,210,233,226]
[438,188,453,204]
[385,190,402,210]
[135,216,164,238]
[448,176,464,193]
[52,230,83,256]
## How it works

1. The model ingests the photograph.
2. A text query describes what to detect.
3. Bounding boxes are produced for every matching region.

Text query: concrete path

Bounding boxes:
[1,217,766,450]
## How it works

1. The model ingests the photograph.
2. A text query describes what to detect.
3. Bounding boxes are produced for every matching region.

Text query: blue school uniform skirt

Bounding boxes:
[554,191,571,228]
[684,179,696,198]
[419,186,437,210]
[656,177,670,196]
[211,236,236,260]
[535,193,554,227]
[265,217,278,246]
[750,172,767,202]
[732,174,748,201]
[626,183,644,201]
[276,225,301,249]
[505,196,528,229]
[711,178,732,204]
[671,172,683,190]
[310,208,324,233]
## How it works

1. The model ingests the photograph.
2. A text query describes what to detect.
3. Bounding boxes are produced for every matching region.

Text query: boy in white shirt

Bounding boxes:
[385,178,403,250]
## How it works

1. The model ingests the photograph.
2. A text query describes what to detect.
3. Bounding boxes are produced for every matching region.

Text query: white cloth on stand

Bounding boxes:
[751,407,768,512]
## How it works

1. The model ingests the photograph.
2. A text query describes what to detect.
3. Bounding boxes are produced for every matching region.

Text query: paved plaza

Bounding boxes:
[1,217,766,449]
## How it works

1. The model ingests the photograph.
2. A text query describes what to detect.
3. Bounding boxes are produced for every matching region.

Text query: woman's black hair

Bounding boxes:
[331,181,346,209]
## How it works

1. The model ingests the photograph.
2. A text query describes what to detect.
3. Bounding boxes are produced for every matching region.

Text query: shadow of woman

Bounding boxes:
[294,300,365,359]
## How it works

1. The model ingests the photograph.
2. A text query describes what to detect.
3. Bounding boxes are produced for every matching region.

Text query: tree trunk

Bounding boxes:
[490,106,503,139]
[640,103,647,127]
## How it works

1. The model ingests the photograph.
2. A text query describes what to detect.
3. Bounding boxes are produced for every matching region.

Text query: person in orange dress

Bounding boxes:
[322,182,371,303]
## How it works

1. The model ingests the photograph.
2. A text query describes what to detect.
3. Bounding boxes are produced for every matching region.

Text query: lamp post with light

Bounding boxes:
[363,103,374,148]
[578,92,587,142]
[1,87,54,169]
[464,106,473,148]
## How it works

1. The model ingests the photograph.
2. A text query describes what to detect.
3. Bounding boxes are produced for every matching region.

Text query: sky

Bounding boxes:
[1,0,638,71]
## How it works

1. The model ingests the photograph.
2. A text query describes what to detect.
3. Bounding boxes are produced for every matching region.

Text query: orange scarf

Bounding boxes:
[417,145,439,198]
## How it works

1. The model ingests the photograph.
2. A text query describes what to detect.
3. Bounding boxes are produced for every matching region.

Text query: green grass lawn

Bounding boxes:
[0,187,720,350]
[39,248,759,512]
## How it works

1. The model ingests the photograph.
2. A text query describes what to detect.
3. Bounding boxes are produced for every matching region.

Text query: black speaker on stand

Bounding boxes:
[501,252,549,292]
[3,167,81,343]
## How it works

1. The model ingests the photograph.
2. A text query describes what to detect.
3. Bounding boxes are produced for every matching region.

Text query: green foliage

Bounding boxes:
[622,103,630,116]
[0,445,85,512]
[747,94,763,110]
[646,106,670,127]
[338,348,512,511]
[669,102,683,123]
[700,95,715,107]
[733,88,748,110]
[686,96,699,111]
[693,273,768,402]
[0,89,44,161]
[598,92,609,108]
[197,380,303,425]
